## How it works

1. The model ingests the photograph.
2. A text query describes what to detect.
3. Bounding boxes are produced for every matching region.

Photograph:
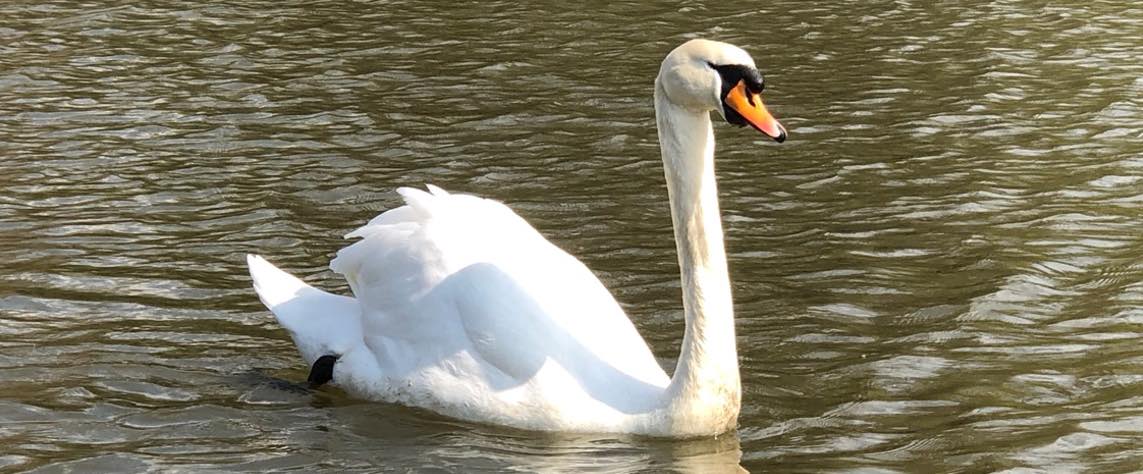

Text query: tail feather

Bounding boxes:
[247,254,314,309]
[246,254,362,365]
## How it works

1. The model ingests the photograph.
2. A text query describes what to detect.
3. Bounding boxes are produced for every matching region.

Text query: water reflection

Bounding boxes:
[327,405,747,473]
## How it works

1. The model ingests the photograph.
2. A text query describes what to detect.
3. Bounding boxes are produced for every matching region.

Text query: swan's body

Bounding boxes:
[248,39,785,437]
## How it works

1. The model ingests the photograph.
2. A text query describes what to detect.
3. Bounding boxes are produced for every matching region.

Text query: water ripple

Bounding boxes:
[2,0,1141,472]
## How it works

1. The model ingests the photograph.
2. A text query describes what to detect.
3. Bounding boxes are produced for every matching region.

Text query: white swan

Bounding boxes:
[247,39,786,438]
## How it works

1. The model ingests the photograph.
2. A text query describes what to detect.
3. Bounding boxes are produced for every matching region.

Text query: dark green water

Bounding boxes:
[2,1,1142,472]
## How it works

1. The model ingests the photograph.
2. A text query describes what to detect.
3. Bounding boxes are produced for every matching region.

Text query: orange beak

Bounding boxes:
[725,81,787,142]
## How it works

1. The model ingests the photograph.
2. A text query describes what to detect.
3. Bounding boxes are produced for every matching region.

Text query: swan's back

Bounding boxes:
[302,186,670,427]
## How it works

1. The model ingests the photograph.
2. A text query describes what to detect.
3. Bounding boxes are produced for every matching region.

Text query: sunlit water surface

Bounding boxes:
[2,1,1142,472]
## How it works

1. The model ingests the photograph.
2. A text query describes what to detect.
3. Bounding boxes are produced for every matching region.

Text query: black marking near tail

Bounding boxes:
[307,355,338,388]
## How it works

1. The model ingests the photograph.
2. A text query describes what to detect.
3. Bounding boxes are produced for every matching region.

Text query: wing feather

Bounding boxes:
[328,186,669,388]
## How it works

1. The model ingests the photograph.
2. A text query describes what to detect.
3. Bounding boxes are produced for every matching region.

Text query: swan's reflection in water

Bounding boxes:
[316,400,747,472]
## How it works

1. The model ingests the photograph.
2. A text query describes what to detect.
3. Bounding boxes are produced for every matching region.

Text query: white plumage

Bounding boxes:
[249,186,670,431]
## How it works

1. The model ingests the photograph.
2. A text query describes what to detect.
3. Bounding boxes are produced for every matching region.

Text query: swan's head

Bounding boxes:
[656,39,787,142]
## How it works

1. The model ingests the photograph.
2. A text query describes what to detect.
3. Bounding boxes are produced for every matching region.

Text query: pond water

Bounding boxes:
[2,0,1142,471]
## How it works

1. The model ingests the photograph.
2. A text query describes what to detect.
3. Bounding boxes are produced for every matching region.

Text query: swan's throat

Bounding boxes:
[654,84,741,430]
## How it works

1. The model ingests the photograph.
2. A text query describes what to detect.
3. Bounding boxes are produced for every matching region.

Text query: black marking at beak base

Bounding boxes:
[711,63,765,96]
[710,63,766,127]
[723,105,749,128]
[307,355,338,388]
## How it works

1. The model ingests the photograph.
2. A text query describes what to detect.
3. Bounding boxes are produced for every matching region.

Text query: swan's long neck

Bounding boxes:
[654,82,741,430]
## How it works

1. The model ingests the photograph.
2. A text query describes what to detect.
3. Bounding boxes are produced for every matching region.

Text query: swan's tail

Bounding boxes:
[247,254,362,366]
